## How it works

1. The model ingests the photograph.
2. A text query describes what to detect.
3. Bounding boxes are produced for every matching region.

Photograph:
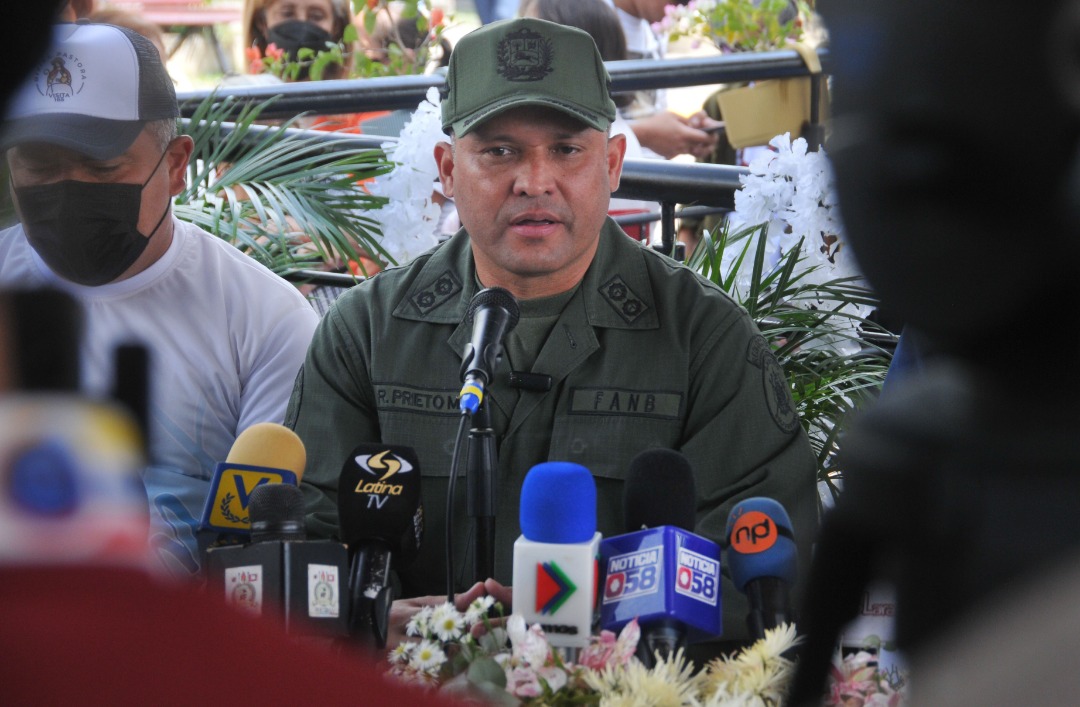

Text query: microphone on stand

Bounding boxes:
[724,497,798,640]
[512,462,601,654]
[455,286,519,585]
[599,449,722,666]
[204,481,350,638]
[337,444,424,649]
[458,287,520,416]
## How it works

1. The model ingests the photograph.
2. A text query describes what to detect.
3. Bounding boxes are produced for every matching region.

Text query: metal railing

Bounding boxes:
[177,49,829,118]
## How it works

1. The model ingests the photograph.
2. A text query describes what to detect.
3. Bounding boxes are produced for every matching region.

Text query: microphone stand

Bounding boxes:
[465,405,498,584]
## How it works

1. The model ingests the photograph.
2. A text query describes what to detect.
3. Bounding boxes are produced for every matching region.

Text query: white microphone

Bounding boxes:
[512,462,600,651]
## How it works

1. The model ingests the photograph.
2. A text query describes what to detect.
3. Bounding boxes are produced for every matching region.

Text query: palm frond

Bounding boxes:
[176,94,393,275]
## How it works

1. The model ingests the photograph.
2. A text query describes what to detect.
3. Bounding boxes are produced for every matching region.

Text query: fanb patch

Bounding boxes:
[410,270,462,315]
[599,275,648,324]
[496,28,554,82]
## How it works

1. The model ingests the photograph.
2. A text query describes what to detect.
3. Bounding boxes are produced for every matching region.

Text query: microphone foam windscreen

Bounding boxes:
[725,497,798,591]
[337,445,423,562]
[248,482,306,528]
[226,422,306,481]
[623,448,697,532]
[520,461,596,543]
[467,287,521,329]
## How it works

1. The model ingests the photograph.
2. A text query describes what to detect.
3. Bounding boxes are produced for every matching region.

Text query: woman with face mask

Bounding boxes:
[242,0,356,81]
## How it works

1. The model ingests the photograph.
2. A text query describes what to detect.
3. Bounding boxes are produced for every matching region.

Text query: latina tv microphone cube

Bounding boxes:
[599,527,722,638]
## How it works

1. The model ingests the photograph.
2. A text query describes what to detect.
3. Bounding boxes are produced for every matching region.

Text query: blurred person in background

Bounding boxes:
[242,0,357,80]
[0,23,319,579]
[602,0,721,161]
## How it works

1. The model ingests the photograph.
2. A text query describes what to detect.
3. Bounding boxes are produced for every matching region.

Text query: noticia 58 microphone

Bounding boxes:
[199,423,306,537]
[600,449,721,664]
[512,462,601,651]
[724,497,798,640]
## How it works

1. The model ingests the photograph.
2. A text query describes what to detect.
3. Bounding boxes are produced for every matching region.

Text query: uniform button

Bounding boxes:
[570,439,586,454]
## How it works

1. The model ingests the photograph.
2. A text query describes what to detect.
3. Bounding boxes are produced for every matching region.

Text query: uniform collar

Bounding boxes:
[392,217,659,331]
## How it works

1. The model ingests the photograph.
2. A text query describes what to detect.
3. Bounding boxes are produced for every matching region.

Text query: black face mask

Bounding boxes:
[267,19,334,67]
[15,148,172,286]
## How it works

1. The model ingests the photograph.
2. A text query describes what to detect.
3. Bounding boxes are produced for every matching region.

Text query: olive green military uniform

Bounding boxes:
[285,219,818,642]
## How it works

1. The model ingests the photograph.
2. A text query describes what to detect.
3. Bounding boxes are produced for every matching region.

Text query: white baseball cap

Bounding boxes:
[1,22,179,160]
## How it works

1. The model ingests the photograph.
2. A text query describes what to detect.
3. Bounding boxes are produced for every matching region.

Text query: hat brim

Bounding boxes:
[0,114,146,160]
[448,94,611,137]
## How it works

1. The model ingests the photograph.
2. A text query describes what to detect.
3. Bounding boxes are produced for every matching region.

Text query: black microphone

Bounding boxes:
[204,483,350,637]
[458,287,520,415]
[600,449,722,667]
[338,444,424,649]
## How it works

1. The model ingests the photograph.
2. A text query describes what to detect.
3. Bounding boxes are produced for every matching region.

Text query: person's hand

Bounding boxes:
[385,579,515,649]
[630,111,722,159]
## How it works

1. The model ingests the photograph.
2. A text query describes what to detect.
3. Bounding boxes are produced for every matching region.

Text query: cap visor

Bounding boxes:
[0,115,145,160]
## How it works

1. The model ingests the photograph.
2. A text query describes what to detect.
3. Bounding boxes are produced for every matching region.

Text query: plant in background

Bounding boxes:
[353,0,450,78]
[175,94,393,275]
[659,0,813,52]
[686,134,896,500]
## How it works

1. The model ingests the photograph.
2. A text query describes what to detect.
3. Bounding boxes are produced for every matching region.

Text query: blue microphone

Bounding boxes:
[599,449,721,665]
[512,462,601,651]
[724,497,798,639]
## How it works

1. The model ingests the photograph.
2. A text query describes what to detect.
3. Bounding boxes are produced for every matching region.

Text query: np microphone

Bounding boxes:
[198,423,307,542]
[204,482,350,637]
[458,287,520,415]
[599,449,721,666]
[337,444,424,649]
[724,497,798,640]
[512,462,601,652]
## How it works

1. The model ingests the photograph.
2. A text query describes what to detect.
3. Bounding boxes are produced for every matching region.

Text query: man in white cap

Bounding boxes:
[0,22,319,578]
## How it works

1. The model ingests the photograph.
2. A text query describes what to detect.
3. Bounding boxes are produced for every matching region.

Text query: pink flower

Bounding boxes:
[580,618,641,670]
[265,43,285,60]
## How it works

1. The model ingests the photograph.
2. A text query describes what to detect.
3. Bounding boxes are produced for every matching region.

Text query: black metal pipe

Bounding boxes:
[176,49,828,119]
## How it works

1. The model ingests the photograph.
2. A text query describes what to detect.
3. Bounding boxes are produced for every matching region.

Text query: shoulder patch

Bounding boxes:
[410,270,462,315]
[746,335,770,369]
[762,353,800,434]
[599,275,649,324]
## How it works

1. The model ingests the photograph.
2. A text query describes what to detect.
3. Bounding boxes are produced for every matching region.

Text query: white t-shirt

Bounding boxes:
[0,216,319,577]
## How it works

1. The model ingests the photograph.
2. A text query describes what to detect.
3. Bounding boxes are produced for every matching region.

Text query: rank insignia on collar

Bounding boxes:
[410,270,463,315]
[599,275,648,324]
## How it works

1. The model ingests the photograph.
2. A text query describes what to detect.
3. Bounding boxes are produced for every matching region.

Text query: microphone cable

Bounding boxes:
[445,410,471,604]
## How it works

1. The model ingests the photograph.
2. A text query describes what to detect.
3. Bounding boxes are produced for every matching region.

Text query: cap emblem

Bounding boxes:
[496,28,554,82]
[38,53,86,103]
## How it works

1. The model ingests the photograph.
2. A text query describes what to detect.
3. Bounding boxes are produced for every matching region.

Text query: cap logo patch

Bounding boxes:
[496,28,554,82]
[35,52,87,103]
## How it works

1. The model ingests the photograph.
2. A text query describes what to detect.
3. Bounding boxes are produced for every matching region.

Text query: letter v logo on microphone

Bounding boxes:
[536,561,576,615]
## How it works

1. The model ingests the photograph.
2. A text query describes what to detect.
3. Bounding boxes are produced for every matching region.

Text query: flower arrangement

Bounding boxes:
[658,0,812,53]
[387,600,813,705]
[363,86,447,265]
[726,132,869,356]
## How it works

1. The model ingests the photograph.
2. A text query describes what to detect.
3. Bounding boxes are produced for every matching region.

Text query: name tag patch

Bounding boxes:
[375,383,460,415]
[568,388,682,419]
